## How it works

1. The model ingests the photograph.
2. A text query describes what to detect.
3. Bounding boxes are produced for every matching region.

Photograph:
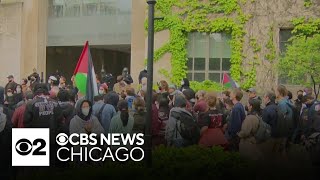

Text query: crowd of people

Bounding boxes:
[0,67,320,177]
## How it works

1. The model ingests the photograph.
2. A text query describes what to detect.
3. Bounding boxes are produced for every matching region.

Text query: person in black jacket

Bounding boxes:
[122,67,133,85]
[23,83,63,166]
[138,66,148,84]
[262,91,278,137]
[180,78,192,92]
[57,89,75,135]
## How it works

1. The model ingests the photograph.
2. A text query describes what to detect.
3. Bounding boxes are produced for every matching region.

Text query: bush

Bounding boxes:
[190,80,225,92]
[26,146,254,180]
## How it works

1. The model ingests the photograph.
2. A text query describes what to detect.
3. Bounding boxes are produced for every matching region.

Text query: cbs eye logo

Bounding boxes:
[12,128,50,166]
[15,138,47,156]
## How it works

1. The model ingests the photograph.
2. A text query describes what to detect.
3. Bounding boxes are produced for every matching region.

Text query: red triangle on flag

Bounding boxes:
[222,73,230,84]
[73,41,89,75]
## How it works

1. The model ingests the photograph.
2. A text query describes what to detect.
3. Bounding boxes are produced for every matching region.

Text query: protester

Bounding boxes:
[262,91,278,136]
[165,95,198,147]
[198,92,228,148]
[92,94,116,134]
[294,90,304,117]
[114,75,124,95]
[157,96,170,146]
[99,83,108,95]
[238,98,263,161]
[21,78,28,94]
[24,83,64,166]
[138,66,148,84]
[180,78,192,92]
[122,67,133,85]
[109,100,135,152]
[104,91,120,112]
[275,85,294,138]
[125,87,136,111]
[57,89,75,134]
[225,88,246,151]
[69,99,104,164]
[151,91,162,147]
[5,75,18,100]
[141,77,147,92]
[287,91,294,104]
[194,90,208,114]
[245,88,262,111]
[109,100,134,134]
[132,97,146,134]
[12,92,33,128]
[182,88,196,112]
[158,80,170,98]
[59,76,67,89]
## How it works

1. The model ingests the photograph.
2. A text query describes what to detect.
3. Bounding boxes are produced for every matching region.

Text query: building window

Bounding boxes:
[279,29,292,55]
[84,3,98,16]
[187,32,231,82]
[278,29,303,85]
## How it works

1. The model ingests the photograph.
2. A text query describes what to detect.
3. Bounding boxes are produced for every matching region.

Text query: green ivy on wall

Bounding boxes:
[304,0,312,7]
[145,0,254,89]
[291,17,320,37]
[265,27,276,61]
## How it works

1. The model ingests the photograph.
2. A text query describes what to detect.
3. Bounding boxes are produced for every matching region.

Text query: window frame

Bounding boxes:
[187,32,231,83]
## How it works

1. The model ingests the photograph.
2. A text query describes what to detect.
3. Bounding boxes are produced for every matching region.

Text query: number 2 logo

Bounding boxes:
[15,138,47,156]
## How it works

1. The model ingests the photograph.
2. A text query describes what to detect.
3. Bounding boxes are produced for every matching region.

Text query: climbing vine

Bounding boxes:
[291,17,320,37]
[145,0,253,89]
[265,27,276,61]
[304,0,312,8]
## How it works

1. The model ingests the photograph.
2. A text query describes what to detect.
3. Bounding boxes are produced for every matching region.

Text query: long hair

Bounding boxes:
[117,100,129,126]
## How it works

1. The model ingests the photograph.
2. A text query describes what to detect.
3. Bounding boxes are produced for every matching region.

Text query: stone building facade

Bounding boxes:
[131,0,320,93]
[0,0,320,93]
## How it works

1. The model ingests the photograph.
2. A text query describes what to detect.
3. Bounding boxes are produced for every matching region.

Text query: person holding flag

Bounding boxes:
[73,41,99,105]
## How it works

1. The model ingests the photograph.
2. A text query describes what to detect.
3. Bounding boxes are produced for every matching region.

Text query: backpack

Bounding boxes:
[172,111,200,145]
[254,115,271,143]
[97,104,107,123]
[274,104,293,137]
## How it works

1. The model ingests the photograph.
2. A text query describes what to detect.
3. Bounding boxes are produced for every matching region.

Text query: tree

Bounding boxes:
[278,34,320,99]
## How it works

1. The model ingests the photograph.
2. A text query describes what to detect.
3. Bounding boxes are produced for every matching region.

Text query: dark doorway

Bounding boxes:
[46,46,131,83]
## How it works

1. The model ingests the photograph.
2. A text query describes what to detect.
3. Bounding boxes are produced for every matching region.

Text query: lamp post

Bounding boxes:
[145,0,156,167]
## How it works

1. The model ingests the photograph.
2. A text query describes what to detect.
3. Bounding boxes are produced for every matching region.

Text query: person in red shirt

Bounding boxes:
[194,90,208,114]
[12,92,33,128]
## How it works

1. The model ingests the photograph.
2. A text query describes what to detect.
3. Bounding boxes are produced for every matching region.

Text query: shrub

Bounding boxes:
[27,146,254,180]
[190,80,225,92]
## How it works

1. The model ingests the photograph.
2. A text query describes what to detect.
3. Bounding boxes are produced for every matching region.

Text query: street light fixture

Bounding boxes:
[145,0,156,168]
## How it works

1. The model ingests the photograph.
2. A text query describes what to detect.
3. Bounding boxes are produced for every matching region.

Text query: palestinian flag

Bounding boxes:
[222,72,239,89]
[73,41,98,103]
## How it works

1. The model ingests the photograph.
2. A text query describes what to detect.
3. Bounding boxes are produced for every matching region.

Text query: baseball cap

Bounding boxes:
[49,76,58,81]
[7,75,14,79]
[246,88,256,93]
[168,84,176,90]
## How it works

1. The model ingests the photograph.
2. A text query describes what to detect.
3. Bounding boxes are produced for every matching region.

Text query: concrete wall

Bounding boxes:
[0,0,48,87]
[0,2,22,86]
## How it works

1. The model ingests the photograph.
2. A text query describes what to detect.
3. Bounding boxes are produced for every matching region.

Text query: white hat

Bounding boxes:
[49,76,58,81]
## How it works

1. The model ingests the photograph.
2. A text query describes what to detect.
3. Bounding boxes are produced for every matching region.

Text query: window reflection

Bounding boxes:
[48,0,130,17]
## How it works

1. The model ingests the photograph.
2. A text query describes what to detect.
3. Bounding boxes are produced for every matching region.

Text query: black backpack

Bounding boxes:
[274,104,294,137]
[172,111,200,145]
[254,115,271,143]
